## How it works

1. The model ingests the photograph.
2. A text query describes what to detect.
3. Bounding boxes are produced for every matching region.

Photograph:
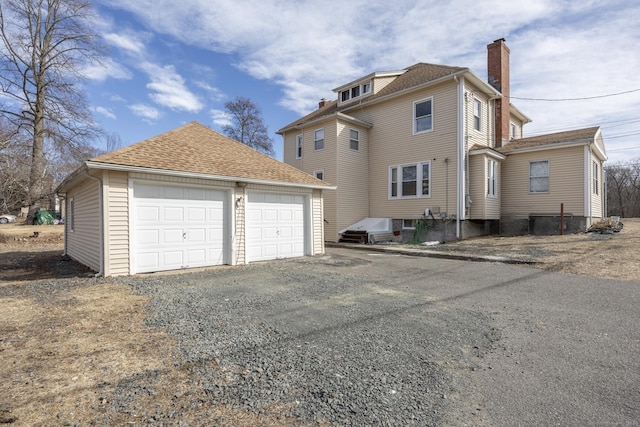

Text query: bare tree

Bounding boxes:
[0,0,102,208]
[605,158,640,218]
[222,97,275,156]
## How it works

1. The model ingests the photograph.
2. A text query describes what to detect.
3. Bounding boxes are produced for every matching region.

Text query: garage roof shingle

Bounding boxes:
[91,122,330,187]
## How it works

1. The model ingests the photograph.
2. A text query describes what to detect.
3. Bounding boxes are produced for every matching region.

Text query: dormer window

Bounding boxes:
[339,81,371,104]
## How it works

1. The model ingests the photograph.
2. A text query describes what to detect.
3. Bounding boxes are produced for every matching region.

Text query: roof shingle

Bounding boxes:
[497,127,600,152]
[91,122,330,187]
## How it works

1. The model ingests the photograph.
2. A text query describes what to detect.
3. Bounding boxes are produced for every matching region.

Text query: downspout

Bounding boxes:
[454,75,465,238]
[84,169,104,277]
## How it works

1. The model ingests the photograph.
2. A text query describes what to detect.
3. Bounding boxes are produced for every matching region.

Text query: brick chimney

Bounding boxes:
[487,38,510,148]
[318,98,328,109]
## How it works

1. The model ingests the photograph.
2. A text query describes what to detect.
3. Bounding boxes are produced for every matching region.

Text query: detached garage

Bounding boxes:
[56,122,332,276]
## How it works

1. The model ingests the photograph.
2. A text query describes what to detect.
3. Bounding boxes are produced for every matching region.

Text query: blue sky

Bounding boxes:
[85,0,640,164]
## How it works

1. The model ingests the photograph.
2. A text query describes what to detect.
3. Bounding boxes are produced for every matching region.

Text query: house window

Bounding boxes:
[530,160,549,193]
[510,123,516,139]
[362,82,371,94]
[69,198,74,232]
[350,129,359,151]
[341,90,350,102]
[314,170,324,181]
[314,128,324,150]
[414,98,433,134]
[402,219,416,230]
[389,162,431,198]
[487,159,497,197]
[296,134,302,159]
[593,161,599,195]
[351,86,360,98]
[473,98,482,132]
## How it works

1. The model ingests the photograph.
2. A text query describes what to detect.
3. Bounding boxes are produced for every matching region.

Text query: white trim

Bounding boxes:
[349,128,360,151]
[388,162,431,199]
[584,146,590,218]
[473,97,483,133]
[529,160,550,193]
[468,147,507,160]
[87,161,335,190]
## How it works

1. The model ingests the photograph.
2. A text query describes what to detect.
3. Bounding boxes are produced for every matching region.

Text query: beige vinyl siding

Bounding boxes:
[129,172,237,189]
[468,154,501,220]
[372,75,400,94]
[465,85,493,149]
[353,80,459,220]
[104,171,129,276]
[296,120,338,241]
[336,121,369,236]
[282,131,302,170]
[66,177,101,273]
[501,146,585,217]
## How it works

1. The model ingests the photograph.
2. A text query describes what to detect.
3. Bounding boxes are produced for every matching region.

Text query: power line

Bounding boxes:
[509,88,640,102]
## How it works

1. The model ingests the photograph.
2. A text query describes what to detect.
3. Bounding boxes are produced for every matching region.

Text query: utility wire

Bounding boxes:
[509,88,640,101]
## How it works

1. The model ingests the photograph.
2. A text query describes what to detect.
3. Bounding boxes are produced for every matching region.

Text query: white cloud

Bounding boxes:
[95,106,116,120]
[83,57,132,81]
[139,62,204,112]
[104,31,148,55]
[210,109,232,128]
[129,103,160,121]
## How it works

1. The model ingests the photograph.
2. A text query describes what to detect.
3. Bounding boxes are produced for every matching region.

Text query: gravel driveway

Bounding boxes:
[104,247,640,426]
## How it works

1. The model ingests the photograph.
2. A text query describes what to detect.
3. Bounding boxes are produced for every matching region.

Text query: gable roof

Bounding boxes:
[62,122,331,190]
[497,127,601,153]
[278,63,469,133]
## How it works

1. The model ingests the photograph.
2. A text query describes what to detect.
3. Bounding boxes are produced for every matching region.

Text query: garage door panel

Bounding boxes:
[137,206,160,221]
[133,183,227,273]
[162,228,184,244]
[163,206,184,221]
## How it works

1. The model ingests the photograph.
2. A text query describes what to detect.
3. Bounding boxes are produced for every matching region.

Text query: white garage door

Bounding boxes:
[246,192,306,262]
[132,182,227,273]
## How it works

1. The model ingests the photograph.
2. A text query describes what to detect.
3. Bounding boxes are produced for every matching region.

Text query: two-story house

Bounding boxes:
[278,39,607,243]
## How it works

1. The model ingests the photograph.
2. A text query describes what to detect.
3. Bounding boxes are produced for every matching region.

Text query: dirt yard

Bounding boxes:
[0,219,638,425]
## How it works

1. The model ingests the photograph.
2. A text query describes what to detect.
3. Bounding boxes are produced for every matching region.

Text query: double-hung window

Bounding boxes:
[593,161,599,194]
[487,159,497,197]
[295,134,302,159]
[390,162,431,198]
[349,129,359,151]
[314,170,324,181]
[529,160,549,193]
[473,98,482,132]
[413,98,433,134]
[314,128,324,150]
